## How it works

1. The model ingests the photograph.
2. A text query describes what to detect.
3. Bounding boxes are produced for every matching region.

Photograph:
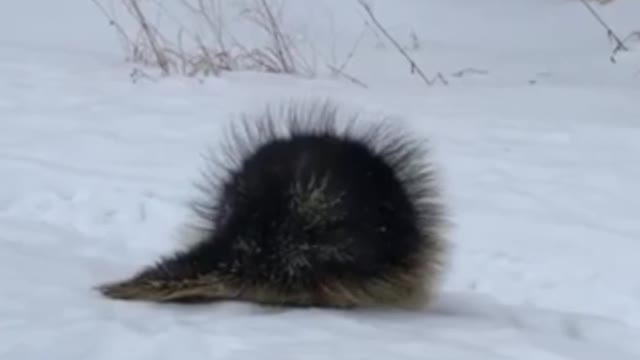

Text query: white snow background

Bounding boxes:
[1,0,639,359]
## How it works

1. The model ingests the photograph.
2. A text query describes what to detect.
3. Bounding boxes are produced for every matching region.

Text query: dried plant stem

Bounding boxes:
[327,65,368,88]
[334,27,367,73]
[128,0,171,75]
[578,0,628,63]
[357,0,447,86]
[91,0,132,47]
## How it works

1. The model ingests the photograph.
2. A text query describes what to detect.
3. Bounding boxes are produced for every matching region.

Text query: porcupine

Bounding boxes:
[97,100,449,309]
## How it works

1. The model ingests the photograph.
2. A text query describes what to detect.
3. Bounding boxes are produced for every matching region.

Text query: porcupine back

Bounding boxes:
[98,100,448,309]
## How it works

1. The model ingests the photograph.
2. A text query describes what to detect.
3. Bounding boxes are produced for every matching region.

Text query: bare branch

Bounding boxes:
[334,27,367,73]
[578,0,629,63]
[91,0,135,56]
[327,65,368,88]
[127,0,171,75]
[356,0,447,86]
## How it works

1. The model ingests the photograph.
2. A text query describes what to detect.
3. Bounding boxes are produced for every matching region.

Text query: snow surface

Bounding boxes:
[1,0,640,359]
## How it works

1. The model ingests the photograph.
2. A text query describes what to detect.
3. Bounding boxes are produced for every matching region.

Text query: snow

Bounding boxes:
[1,0,640,358]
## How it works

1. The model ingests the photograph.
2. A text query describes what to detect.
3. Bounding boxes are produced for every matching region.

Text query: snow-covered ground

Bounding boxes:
[1,0,639,359]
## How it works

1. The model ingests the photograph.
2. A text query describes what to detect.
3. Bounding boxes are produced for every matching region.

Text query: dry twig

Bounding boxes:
[357,0,447,86]
[128,0,171,75]
[578,0,629,63]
